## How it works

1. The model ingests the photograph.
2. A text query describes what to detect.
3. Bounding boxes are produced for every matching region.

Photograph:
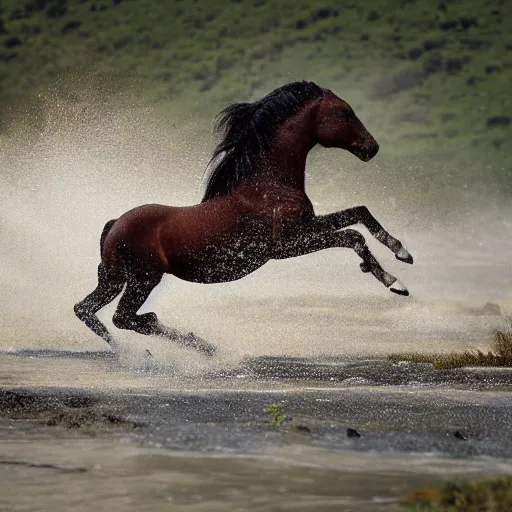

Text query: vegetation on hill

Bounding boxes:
[0,0,510,193]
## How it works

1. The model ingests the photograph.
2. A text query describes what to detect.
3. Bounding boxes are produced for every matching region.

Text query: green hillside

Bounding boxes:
[1,0,510,183]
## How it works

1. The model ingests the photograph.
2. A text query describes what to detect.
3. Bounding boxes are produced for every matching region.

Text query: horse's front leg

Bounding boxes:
[274,227,409,296]
[315,206,413,264]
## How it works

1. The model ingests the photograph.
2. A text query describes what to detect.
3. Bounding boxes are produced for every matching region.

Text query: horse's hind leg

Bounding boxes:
[112,272,216,356]
[316,207,413,264]
[74,264,124,345]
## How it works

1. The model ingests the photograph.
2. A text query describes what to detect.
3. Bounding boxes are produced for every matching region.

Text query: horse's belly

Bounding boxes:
[168,241,270,284]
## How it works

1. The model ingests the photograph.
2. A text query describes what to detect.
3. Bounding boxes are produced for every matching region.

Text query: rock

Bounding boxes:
[423,56,443,75]
[312,8,338,21]
[24,0,48,13]
[113,36,132,51]
[61,21,81,34]
[371,67,423,99]
[293,424,311,434]
[90,3,107,12]
[485,65,500,74]
[461,39,491,50]
[486,116,511,128]
[482,302,502,316]
[396,109,430,124]
[20,24,41,35]
[441,112,456,121]
[4,36,22,48]
[423,39,445,51]
[347,428,361,438]
[445,57,465,73]
[367,10,379,22]
[0,51,17,63]
[460,16,477,29]
[9,8,29,21]
[408,48,422,60]
[47,4,67,18]
[466,76,484,86]
[439,20,457,30]
[453,430,469,440]
[400,132,438,140]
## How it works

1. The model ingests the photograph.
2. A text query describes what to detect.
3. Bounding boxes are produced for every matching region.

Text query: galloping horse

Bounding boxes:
[74,81,413,355]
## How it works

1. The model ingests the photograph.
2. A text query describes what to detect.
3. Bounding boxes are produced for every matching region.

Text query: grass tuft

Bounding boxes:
[267,403,287,426]
[403,475,512,511]
[389,318,512,369]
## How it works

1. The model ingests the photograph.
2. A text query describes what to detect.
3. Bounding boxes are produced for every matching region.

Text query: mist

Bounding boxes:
[1,87,511,367]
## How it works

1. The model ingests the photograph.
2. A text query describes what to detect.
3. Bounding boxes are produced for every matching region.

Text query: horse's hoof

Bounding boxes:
[184,332,216,357]
[360,262,371,273]
[389,279,409,296]
[396,246,413,265]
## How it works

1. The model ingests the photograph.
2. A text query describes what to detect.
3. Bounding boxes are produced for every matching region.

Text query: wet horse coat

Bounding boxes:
[75,81,413,354]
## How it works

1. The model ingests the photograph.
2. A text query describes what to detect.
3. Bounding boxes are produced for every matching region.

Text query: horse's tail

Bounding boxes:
[100,218,117,257]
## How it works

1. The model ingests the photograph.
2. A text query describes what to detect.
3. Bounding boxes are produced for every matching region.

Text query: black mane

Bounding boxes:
[201,81,325,202]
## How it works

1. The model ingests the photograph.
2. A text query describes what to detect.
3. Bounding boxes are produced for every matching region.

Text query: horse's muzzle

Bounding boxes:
[352,138,379,162]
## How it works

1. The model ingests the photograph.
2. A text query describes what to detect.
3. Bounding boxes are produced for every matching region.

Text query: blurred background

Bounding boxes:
[0,0,511,363]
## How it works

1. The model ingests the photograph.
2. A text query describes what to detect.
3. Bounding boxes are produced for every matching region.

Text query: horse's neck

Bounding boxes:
[236,102,317,198]
[262,106,317,191]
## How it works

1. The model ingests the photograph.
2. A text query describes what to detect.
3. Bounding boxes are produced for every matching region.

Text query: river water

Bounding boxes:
[2,418,512,512]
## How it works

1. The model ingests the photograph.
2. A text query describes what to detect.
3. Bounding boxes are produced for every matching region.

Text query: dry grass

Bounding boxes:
[403,475,512,511]
[389,319,512,370]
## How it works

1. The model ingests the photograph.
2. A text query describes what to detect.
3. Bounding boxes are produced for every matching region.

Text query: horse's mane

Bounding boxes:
[201,81,325,202]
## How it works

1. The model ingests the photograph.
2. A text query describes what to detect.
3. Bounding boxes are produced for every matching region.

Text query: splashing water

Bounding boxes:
[1,84,511,377]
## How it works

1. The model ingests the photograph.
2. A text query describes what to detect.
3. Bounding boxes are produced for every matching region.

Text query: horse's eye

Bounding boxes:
[331,106,354,121]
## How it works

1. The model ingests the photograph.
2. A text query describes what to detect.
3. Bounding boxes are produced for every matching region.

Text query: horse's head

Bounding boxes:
[315,91,379,162]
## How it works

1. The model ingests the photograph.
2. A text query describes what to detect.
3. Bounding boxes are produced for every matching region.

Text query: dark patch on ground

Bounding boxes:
[0,458,87,473]
[0,389,143,431]
[0,349,117,360]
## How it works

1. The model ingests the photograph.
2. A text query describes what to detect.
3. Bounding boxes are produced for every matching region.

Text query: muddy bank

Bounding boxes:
[0,388,142,432]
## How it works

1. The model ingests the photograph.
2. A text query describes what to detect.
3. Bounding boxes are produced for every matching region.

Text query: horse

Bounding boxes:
[74,81,413,356]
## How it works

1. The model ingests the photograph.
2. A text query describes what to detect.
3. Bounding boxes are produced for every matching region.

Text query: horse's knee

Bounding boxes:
[74,302,88,321]
[341,228,366,249]
[357,205,371,221]
[98,263,125,288]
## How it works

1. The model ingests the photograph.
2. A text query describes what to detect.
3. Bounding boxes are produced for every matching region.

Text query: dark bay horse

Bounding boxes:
[74,81,413,355]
